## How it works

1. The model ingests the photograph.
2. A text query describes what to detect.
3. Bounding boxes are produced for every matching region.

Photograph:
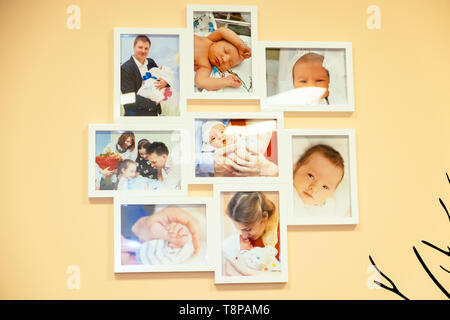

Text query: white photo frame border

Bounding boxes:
[113,28,187,123]
[283,129,359,226]
[88,123,189,198]
[259,41,355,113]
[186,5,259,100]
[187,112,289,185]
[213,183,289,284]
[114,196,215,273]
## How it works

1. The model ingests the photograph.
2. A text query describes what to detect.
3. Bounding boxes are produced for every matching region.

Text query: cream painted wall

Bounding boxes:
[0,0,449,299]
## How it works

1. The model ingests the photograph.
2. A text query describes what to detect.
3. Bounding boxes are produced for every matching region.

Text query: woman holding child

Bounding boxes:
[223,192,280,276]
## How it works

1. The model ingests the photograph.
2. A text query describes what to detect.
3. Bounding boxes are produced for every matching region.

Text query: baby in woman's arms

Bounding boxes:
[222,234,280,274]
[194,27,251,91]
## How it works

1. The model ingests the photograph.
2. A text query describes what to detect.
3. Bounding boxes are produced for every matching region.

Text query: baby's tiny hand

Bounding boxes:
[225,74,242,88]
[238,44,251,59]
[167,223,189,248]
[154,78,168,90]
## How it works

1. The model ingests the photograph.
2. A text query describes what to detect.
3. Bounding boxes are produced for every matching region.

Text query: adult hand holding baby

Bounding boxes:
[213,143,260,176]
[131,206,202,253]
[213,144,278,177]
[234,145,279,177]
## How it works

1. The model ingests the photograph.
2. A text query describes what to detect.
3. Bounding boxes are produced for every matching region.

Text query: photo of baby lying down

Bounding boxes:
[221,191,281,277]
[95,131,182,192]
[195,119,279,177]
[265,47,348,107]
[193,11,253,93]
[120,204,207,268]
[292,136,352,221]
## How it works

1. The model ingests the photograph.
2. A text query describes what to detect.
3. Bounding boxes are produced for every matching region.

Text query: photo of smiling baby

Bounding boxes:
[263,43,354,111]
[190,8,255,95]
[290,134,356,224]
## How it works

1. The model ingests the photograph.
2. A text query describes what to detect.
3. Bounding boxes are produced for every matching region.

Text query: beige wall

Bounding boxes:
[0,0,449,299]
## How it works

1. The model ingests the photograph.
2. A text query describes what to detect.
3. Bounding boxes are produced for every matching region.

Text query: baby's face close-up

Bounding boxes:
[209,123,231,148]
[208,40,243,72]
[122,163,137,179]
[293,151,343,206]
[293,60,330,99]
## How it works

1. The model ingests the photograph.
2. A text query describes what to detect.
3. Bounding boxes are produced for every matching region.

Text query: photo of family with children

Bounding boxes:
[193,11,253,94]
[119,33,180,117]
[221,191,281,277]
[195,118,279,178]
[120,203,207,269]
[94,131,181,191]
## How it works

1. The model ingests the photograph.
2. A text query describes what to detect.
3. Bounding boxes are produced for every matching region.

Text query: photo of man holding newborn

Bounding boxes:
[120,34,180,117]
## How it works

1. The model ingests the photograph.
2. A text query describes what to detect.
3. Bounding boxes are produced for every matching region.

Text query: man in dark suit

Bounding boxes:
[120,35,168,116]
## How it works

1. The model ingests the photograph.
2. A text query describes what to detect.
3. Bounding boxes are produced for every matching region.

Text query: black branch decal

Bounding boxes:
[369,173,450,299]
[368,255,409,300]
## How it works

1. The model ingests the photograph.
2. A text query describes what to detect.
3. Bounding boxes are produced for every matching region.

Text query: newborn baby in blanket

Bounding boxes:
[137,222,194,266]
[137,66,174,104]
[201,120,275,157]
[121,221,195,266]
[241,246,280,272]
[222,235,281,274]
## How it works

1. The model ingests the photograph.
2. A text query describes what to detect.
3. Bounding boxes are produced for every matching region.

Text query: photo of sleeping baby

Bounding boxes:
[221,191,281,277]
[195,118,279,178]
[95,131,181,192]
[265,47,349,108]
[119,33,180,117]
[120,204,207,270]
[192,11,253,94]
[291,136,352,222]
